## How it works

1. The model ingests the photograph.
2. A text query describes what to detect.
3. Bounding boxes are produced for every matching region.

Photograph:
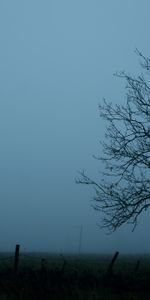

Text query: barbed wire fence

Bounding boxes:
[0,244,80,273]
[0,243,144,276]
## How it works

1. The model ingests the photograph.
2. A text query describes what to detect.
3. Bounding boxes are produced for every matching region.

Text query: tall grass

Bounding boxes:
[0,253,149,299]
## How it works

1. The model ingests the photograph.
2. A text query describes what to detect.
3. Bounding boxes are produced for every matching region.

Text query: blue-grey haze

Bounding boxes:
[0,0,150,253]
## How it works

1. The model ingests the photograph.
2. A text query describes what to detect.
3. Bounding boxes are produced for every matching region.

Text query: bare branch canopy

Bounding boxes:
[76,50,150,232]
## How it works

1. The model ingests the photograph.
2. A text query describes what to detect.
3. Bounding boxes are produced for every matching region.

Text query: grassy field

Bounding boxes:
[0,252,150,299]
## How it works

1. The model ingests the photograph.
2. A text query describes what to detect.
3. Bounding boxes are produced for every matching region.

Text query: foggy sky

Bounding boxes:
[0,0,150,253]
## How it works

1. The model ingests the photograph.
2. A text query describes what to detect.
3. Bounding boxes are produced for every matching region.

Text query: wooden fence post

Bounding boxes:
[41,258,46,272]
[107,251,119,276]
[14,244,20,273]
[40,258,47,282]
[134,260,140,273]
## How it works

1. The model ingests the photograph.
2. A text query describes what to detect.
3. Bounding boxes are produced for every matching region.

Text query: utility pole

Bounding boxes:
[78,225,83,255]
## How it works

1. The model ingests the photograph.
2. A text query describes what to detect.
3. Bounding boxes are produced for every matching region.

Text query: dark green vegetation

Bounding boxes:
[0,252,150,299]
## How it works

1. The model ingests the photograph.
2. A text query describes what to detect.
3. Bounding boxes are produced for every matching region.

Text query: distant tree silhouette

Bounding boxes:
[77,50,150,232]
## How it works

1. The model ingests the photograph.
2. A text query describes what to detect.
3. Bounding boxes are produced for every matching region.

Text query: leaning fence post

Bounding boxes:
[107,251,119,276]
[14,244,20,273]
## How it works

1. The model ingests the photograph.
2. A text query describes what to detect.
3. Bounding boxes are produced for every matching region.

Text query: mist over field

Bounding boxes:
[0,0,150,254]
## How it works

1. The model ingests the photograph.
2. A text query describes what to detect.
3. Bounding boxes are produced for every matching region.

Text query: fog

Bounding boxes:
[0,0,150,254]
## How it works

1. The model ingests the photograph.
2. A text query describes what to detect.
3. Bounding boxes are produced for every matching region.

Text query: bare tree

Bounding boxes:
[76,50,150,232]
